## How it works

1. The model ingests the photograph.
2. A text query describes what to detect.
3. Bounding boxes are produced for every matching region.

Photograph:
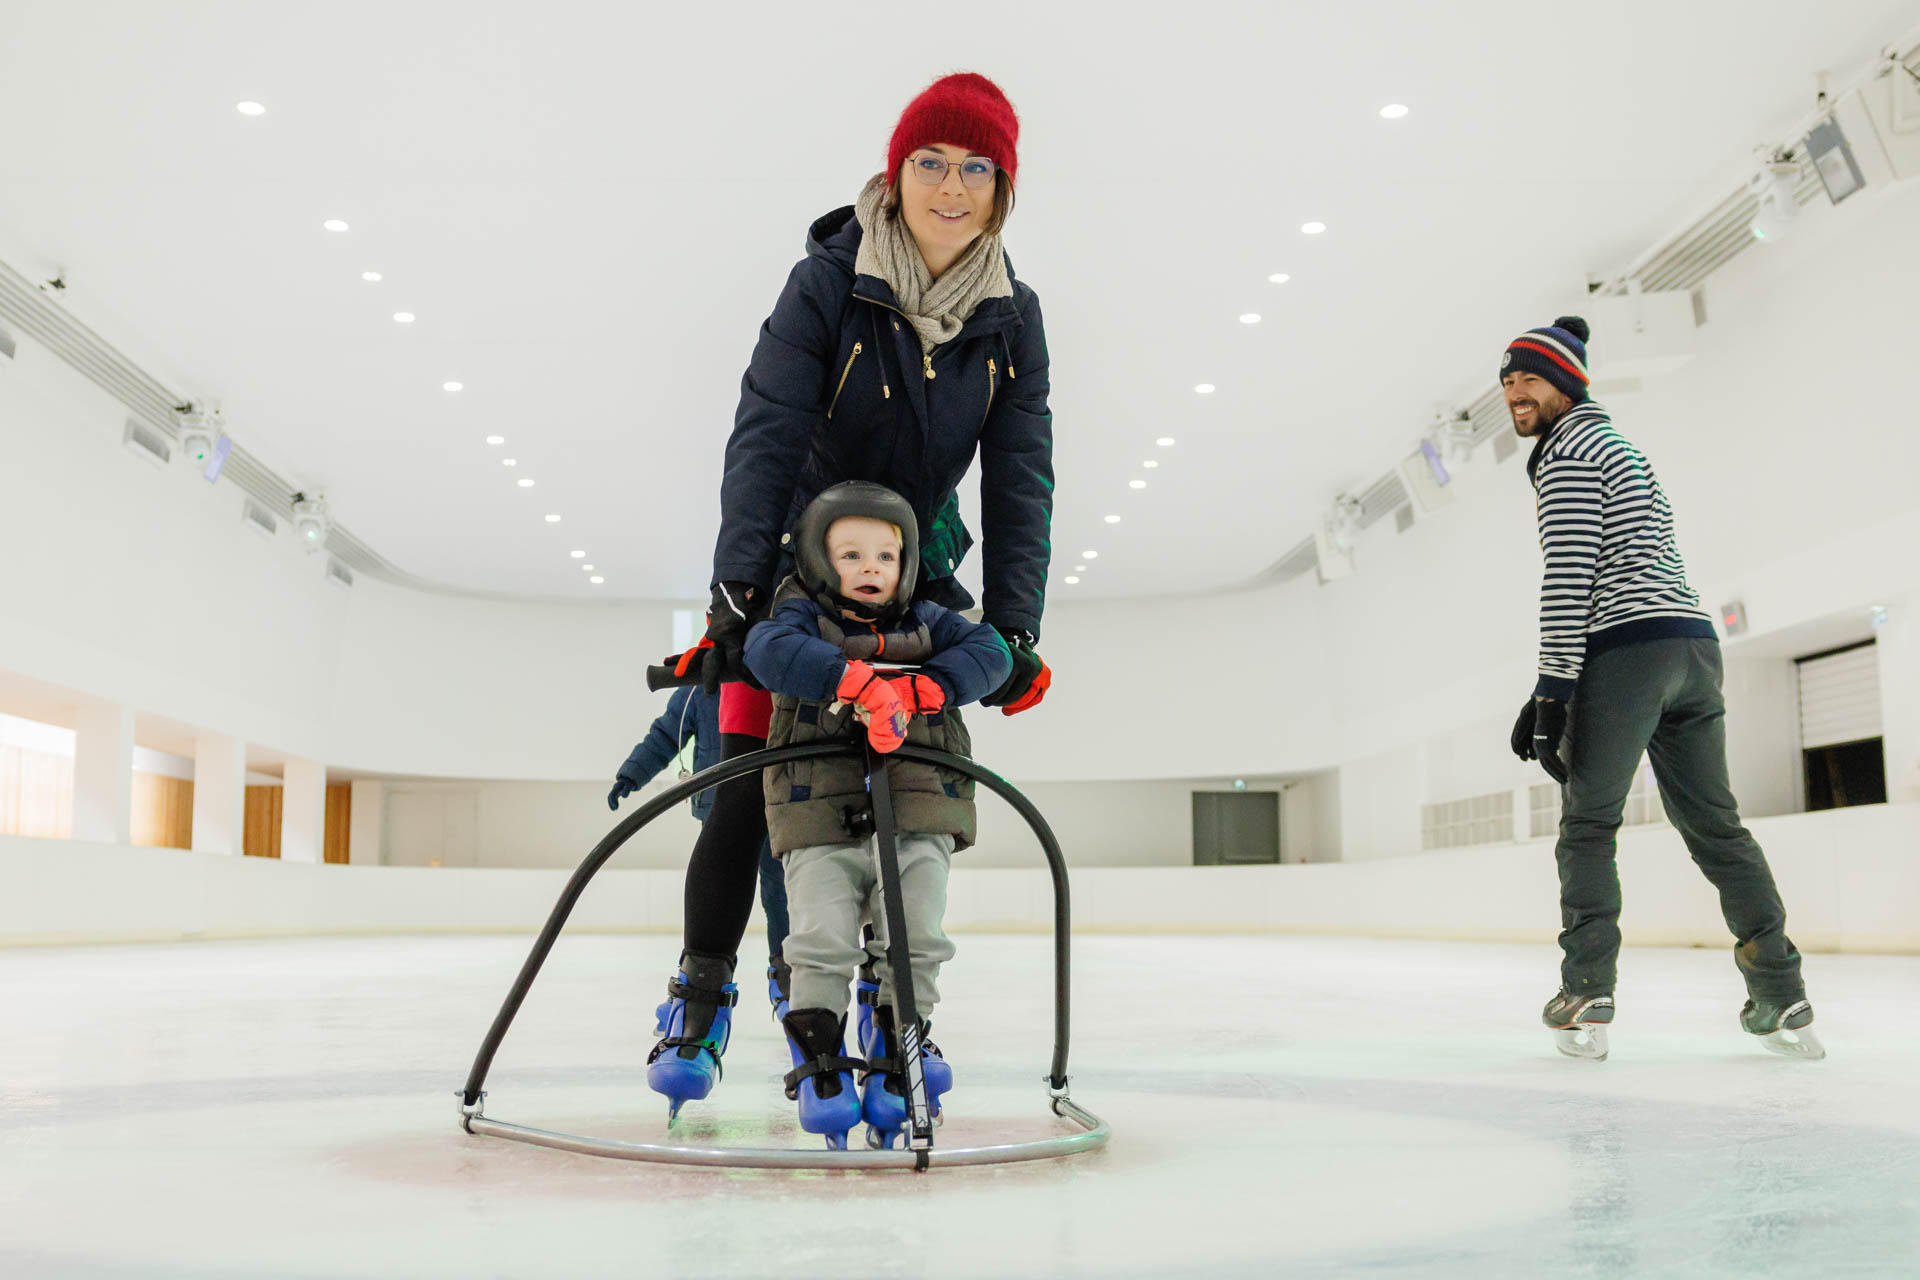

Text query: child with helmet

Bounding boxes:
[742,480,1011,1149]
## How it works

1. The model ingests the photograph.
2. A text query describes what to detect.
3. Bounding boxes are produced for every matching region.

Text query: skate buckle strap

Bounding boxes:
[666,979,739,1007]
[646,1037,726,1081]
[782,1053,868,1099]
[856,986,879,1006]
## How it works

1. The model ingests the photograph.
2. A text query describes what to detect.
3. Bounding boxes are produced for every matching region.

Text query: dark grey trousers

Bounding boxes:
[1555,637,1804,1001]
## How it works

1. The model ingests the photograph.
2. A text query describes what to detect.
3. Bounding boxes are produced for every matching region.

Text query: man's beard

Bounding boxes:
[1514,397,1568,435]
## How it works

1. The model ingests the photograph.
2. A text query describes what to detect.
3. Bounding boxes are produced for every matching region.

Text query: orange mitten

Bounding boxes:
[887,674,947,717]
[836,660,910,753]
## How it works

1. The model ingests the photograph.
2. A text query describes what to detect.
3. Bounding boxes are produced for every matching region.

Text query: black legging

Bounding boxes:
[682,732,771,960]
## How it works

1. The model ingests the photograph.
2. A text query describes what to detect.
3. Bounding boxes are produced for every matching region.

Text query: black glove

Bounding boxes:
[698,580,767,695]
[1531,697,1570,784]
[608,775,640,811]
[979,627,1049,712]
[1510,699,1537,762]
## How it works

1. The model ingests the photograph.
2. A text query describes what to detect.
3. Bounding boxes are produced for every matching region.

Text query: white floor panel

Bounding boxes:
[3,933,1917,1278]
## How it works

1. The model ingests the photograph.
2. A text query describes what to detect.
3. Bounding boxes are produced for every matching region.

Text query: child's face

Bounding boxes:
[826,516,901,610]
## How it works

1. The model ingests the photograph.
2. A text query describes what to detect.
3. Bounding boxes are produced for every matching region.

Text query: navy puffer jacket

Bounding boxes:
[712,206,1054,640]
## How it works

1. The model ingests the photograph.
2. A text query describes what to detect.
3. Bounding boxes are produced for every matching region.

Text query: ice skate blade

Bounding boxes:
[665,1101,683,1129]
[1553,1025,1609,1061]
[1759,1025,1825,1061]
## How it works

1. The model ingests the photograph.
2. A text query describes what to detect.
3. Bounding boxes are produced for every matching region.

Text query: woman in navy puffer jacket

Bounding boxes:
[646,73,1056,1114]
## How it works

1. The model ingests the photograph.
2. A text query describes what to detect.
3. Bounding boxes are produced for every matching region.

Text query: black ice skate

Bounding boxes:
[1542,989,1614,1061]
[1740,998,1825,1061]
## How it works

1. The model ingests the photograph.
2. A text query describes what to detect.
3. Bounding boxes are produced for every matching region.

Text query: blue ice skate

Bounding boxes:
[853,958,881,1057]
[645,954,737,1126]
[781,1008,865,1151]
[768,957,791,1022]
[860,1004,953,1149]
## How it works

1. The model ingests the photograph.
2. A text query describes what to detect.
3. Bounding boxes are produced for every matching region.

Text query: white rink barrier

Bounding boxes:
[4,802,1916,952]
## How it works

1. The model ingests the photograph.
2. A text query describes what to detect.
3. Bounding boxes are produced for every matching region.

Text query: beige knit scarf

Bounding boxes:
[854,174,1012,355]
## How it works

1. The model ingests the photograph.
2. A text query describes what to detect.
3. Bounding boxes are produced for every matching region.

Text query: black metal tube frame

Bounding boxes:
[459,740,1074,1111]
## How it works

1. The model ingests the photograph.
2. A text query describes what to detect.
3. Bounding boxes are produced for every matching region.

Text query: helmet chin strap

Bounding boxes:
[819,585,905,627]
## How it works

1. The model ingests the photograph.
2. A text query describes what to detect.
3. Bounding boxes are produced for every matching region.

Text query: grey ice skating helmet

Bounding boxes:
[791,481,920,624]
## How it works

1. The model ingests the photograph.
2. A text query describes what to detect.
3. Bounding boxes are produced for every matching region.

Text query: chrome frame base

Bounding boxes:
[459,1091,1109,1171]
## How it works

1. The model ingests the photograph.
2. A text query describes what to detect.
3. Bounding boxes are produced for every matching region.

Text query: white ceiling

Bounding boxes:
[2,1,1913,602]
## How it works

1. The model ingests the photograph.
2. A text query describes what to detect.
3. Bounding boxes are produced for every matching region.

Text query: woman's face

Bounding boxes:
[897,142,997,276]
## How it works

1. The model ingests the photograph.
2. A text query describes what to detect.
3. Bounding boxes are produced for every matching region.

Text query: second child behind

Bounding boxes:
[743,481,1011,1150]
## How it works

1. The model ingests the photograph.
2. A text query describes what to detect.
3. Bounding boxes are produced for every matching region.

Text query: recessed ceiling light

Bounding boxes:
[544,514,561,523]
[1194,383,1215,395]
[1082,550,1099,560]
[393,312,415,324]
[1064,576,1081,585]
[570,550,585,558]
[1156,437,1176,447]
[1143,460,1160,468]
[590,576,604,585]
[1379,103,1410,120]
[1239,313,1261,325]
[323,219,350,233]
[361,271,382,282]
[502,458,518,467]
[1075,563,1088,571]
[517,478,535,488]
[443,381,463,392]
[485,435,504,445]
[1301,221,1327,235]
[1103,515,1120,524]
[1129,480,1147,489]
[582,564,595,571]
[1268,273,1291,284]
[236,101,267,116]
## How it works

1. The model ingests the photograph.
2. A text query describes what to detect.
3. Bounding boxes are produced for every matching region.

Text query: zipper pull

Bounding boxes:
[1008,364,1016,379]
[923,353,936,381]
[883,383,891,399]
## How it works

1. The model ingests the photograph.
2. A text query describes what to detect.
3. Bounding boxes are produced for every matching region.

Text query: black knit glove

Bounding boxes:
[1509,699,1537,762]
[608,775,640,811]
[1531,697,1570,784]
[698,580,767,695]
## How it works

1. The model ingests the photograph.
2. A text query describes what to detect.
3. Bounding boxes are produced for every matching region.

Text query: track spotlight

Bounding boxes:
[290,492,330,552]
[1325,493,1363,554]
[1748,155,1801,242]
[177,402,219,468]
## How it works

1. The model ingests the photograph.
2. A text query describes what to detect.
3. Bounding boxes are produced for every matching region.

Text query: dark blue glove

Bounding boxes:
[608,774,641,811]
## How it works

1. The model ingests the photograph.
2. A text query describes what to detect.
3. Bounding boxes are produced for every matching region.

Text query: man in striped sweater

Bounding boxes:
[1501,316,1821,1062]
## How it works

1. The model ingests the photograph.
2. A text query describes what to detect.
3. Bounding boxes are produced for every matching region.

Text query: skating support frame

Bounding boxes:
[456,741,1109,1171]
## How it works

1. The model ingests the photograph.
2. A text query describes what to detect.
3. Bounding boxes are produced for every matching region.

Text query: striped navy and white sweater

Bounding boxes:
[1527,402,1716,700]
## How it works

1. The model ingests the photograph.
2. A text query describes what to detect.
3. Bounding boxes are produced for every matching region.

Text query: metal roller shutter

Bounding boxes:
[1796,642,1882,749]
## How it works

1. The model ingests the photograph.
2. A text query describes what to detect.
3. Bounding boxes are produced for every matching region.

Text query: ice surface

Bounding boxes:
[3,933,1916,1278]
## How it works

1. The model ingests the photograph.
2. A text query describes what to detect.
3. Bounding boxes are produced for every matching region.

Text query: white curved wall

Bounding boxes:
[3,180,1918,788]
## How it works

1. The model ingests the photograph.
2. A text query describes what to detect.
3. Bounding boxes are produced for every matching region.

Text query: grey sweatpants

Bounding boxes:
[782,832,956,1018]
[1556,637,1804,1001]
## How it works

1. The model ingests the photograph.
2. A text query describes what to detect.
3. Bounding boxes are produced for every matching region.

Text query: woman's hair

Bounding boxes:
[879,165,1016,237]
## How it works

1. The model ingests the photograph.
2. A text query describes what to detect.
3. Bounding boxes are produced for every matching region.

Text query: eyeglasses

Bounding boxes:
[908,151,998,190]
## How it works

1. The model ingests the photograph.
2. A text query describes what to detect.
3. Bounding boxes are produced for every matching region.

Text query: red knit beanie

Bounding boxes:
[886,73,1020,187]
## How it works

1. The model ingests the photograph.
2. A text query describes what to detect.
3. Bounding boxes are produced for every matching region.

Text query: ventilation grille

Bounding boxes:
[1421,790,1514,850]
[1356,472,1409,529]
[325,558,355,590]
[0,320,15,362]
[1254,537,1319,585]
[121,417,170,467]
[241,498,279,538]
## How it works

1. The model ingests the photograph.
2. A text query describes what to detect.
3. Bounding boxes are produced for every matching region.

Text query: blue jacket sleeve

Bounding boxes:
[917,604,1015,707]
[978,282,1054,642]
[711,258,848,591]
[743,598,849,701]
[618,685,693,785]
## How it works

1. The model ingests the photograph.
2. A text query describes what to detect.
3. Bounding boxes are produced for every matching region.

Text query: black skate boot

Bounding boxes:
[1542,988,1614,1061]
[1740,998,1824,1061]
